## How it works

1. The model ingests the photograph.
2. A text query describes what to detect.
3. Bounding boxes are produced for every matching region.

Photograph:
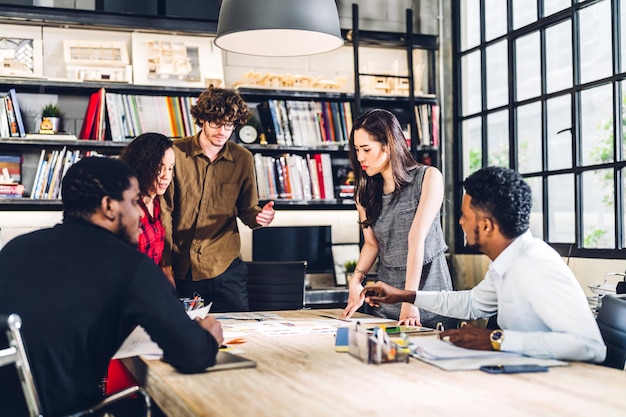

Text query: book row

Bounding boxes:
[256,99,353,147]
[80,88,201,141]
[254,153,336,201]
[29,149,104,199]
[0,89,26,138]
[414,103,440,147]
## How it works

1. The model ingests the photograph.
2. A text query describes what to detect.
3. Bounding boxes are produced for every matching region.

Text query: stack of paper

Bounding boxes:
[409,338,568,371]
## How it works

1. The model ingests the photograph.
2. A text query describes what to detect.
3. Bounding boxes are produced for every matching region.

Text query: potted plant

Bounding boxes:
[40,103,62,133]
[344,260,357,282]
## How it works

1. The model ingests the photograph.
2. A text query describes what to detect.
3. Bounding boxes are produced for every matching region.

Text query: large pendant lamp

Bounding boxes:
[215,0,344,56]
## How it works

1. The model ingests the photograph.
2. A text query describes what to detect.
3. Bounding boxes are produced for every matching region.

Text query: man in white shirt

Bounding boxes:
[363,166,606,362]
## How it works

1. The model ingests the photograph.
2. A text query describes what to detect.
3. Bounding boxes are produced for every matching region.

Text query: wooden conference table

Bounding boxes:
[123,309,626,417]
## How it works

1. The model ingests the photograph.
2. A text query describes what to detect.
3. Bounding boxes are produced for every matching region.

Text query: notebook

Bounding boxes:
[205,351,257,372]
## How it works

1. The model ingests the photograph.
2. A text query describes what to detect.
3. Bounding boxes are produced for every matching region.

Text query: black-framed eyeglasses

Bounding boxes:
[208,121,236,131]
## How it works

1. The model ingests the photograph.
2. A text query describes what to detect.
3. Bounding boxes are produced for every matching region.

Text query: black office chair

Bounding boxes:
[0,313,151,416]
[246,261,307,311]
[596,295,626,370]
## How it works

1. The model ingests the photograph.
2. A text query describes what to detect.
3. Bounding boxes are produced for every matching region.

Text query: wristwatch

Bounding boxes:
[490,329,504,351]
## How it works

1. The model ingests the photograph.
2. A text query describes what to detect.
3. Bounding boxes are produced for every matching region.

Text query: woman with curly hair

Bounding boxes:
[119,132,175,279]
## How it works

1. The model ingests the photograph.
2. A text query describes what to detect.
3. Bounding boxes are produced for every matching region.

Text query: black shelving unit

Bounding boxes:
[349,4,440,167]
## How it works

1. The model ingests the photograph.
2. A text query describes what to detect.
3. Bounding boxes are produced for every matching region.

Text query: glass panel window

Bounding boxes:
[513,0,536,29]
[579,0,612,84]
[547,94,572,170]
[580,84,614,166]
[486,40,508,109]
[484,0,507,41]
[546,20,572,94]
[548,174,575,242]
[526,176,544,239]
[462,117,482,179]
[487,110,509,167]
[621,81,626,162]
[460,0,481,51]
[517,102,542,173]
[623,168,626,244]
[516,32,540,102]
[621,0,626,72]
[544,0,571,17]
[582,169,615,248]
[461,51,482,116]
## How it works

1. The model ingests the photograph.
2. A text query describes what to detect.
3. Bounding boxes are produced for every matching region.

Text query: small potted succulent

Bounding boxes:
[40,103,62,133]
[344,260,357,282]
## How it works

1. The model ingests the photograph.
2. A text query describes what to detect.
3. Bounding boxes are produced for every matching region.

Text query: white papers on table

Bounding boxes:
[113,303,213,359]
[112,326,161,359]
[412,338,514,360]
[409,337,569,371]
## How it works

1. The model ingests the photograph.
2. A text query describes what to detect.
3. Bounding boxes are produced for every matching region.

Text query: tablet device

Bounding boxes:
[205,351,257,372]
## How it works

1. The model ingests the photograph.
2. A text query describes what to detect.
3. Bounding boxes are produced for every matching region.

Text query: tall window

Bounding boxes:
[454,0,626,257]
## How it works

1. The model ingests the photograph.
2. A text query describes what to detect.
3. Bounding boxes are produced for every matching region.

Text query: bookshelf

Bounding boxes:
[349,4,441,168]
[235,87,355,208]
[0,4,441,212]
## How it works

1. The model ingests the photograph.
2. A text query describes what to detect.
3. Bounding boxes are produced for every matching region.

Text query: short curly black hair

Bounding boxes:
[190,86,252,127]
[463,166,532,239]
[119,132,172,196]
[62,156,136,220]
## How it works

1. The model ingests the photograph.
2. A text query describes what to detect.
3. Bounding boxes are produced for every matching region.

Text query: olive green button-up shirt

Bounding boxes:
[162,134,262,280]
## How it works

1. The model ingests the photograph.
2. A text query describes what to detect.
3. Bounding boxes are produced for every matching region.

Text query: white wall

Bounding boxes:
[451,253,626,298]
[0,211,62,249]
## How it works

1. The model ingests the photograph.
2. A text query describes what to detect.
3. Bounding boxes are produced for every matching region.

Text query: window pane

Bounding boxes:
[487,110,509,167]
[580,84,614,166]
[486,41,508,109]
[461,51,482,116]
[516,32,541,101]
[462,117,482,179]
[517,102,542,173]
[548,174,575,242]
[621,0,626,72]
[526,176,544,239]
[579,0,612,84]
[461,0,481,51]
[547,94,572,170]
[485,0,507,41]
[622,168,626,243]
[546,20,572,93]
[621,81,626,161]
[513,0,536,29]
[544,0,571,17]
[582,169,615,248]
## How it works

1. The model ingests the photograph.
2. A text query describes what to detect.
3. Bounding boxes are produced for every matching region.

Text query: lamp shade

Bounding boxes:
[215,0,344,56]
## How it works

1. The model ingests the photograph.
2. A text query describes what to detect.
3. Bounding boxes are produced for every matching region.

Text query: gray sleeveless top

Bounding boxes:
[372,166,447,267]
[370,165,454,327]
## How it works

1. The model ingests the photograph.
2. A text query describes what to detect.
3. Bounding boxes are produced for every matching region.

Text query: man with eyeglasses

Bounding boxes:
[162,86,275,312]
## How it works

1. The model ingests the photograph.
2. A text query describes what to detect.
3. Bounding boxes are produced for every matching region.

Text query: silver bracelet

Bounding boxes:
[354,267,367,276]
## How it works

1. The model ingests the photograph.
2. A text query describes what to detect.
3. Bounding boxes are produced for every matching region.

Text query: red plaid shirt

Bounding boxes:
[138,197,165,266]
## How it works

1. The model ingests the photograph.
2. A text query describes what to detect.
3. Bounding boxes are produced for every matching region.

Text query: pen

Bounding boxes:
[318,314,351,322]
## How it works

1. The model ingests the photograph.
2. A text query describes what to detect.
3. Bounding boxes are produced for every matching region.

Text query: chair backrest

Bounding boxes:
[0,313,43,417]
[596,295,626,370]
[246,261,307,311]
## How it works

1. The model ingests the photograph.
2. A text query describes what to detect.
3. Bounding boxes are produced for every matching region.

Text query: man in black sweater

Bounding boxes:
[0,157,223,416]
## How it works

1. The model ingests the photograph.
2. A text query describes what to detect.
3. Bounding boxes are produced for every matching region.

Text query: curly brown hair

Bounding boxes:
[119,133,172,196]
[190,86,252,127]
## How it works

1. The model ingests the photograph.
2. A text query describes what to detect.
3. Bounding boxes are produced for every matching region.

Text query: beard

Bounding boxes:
[114,214,140,247]
[465,225,481,251]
